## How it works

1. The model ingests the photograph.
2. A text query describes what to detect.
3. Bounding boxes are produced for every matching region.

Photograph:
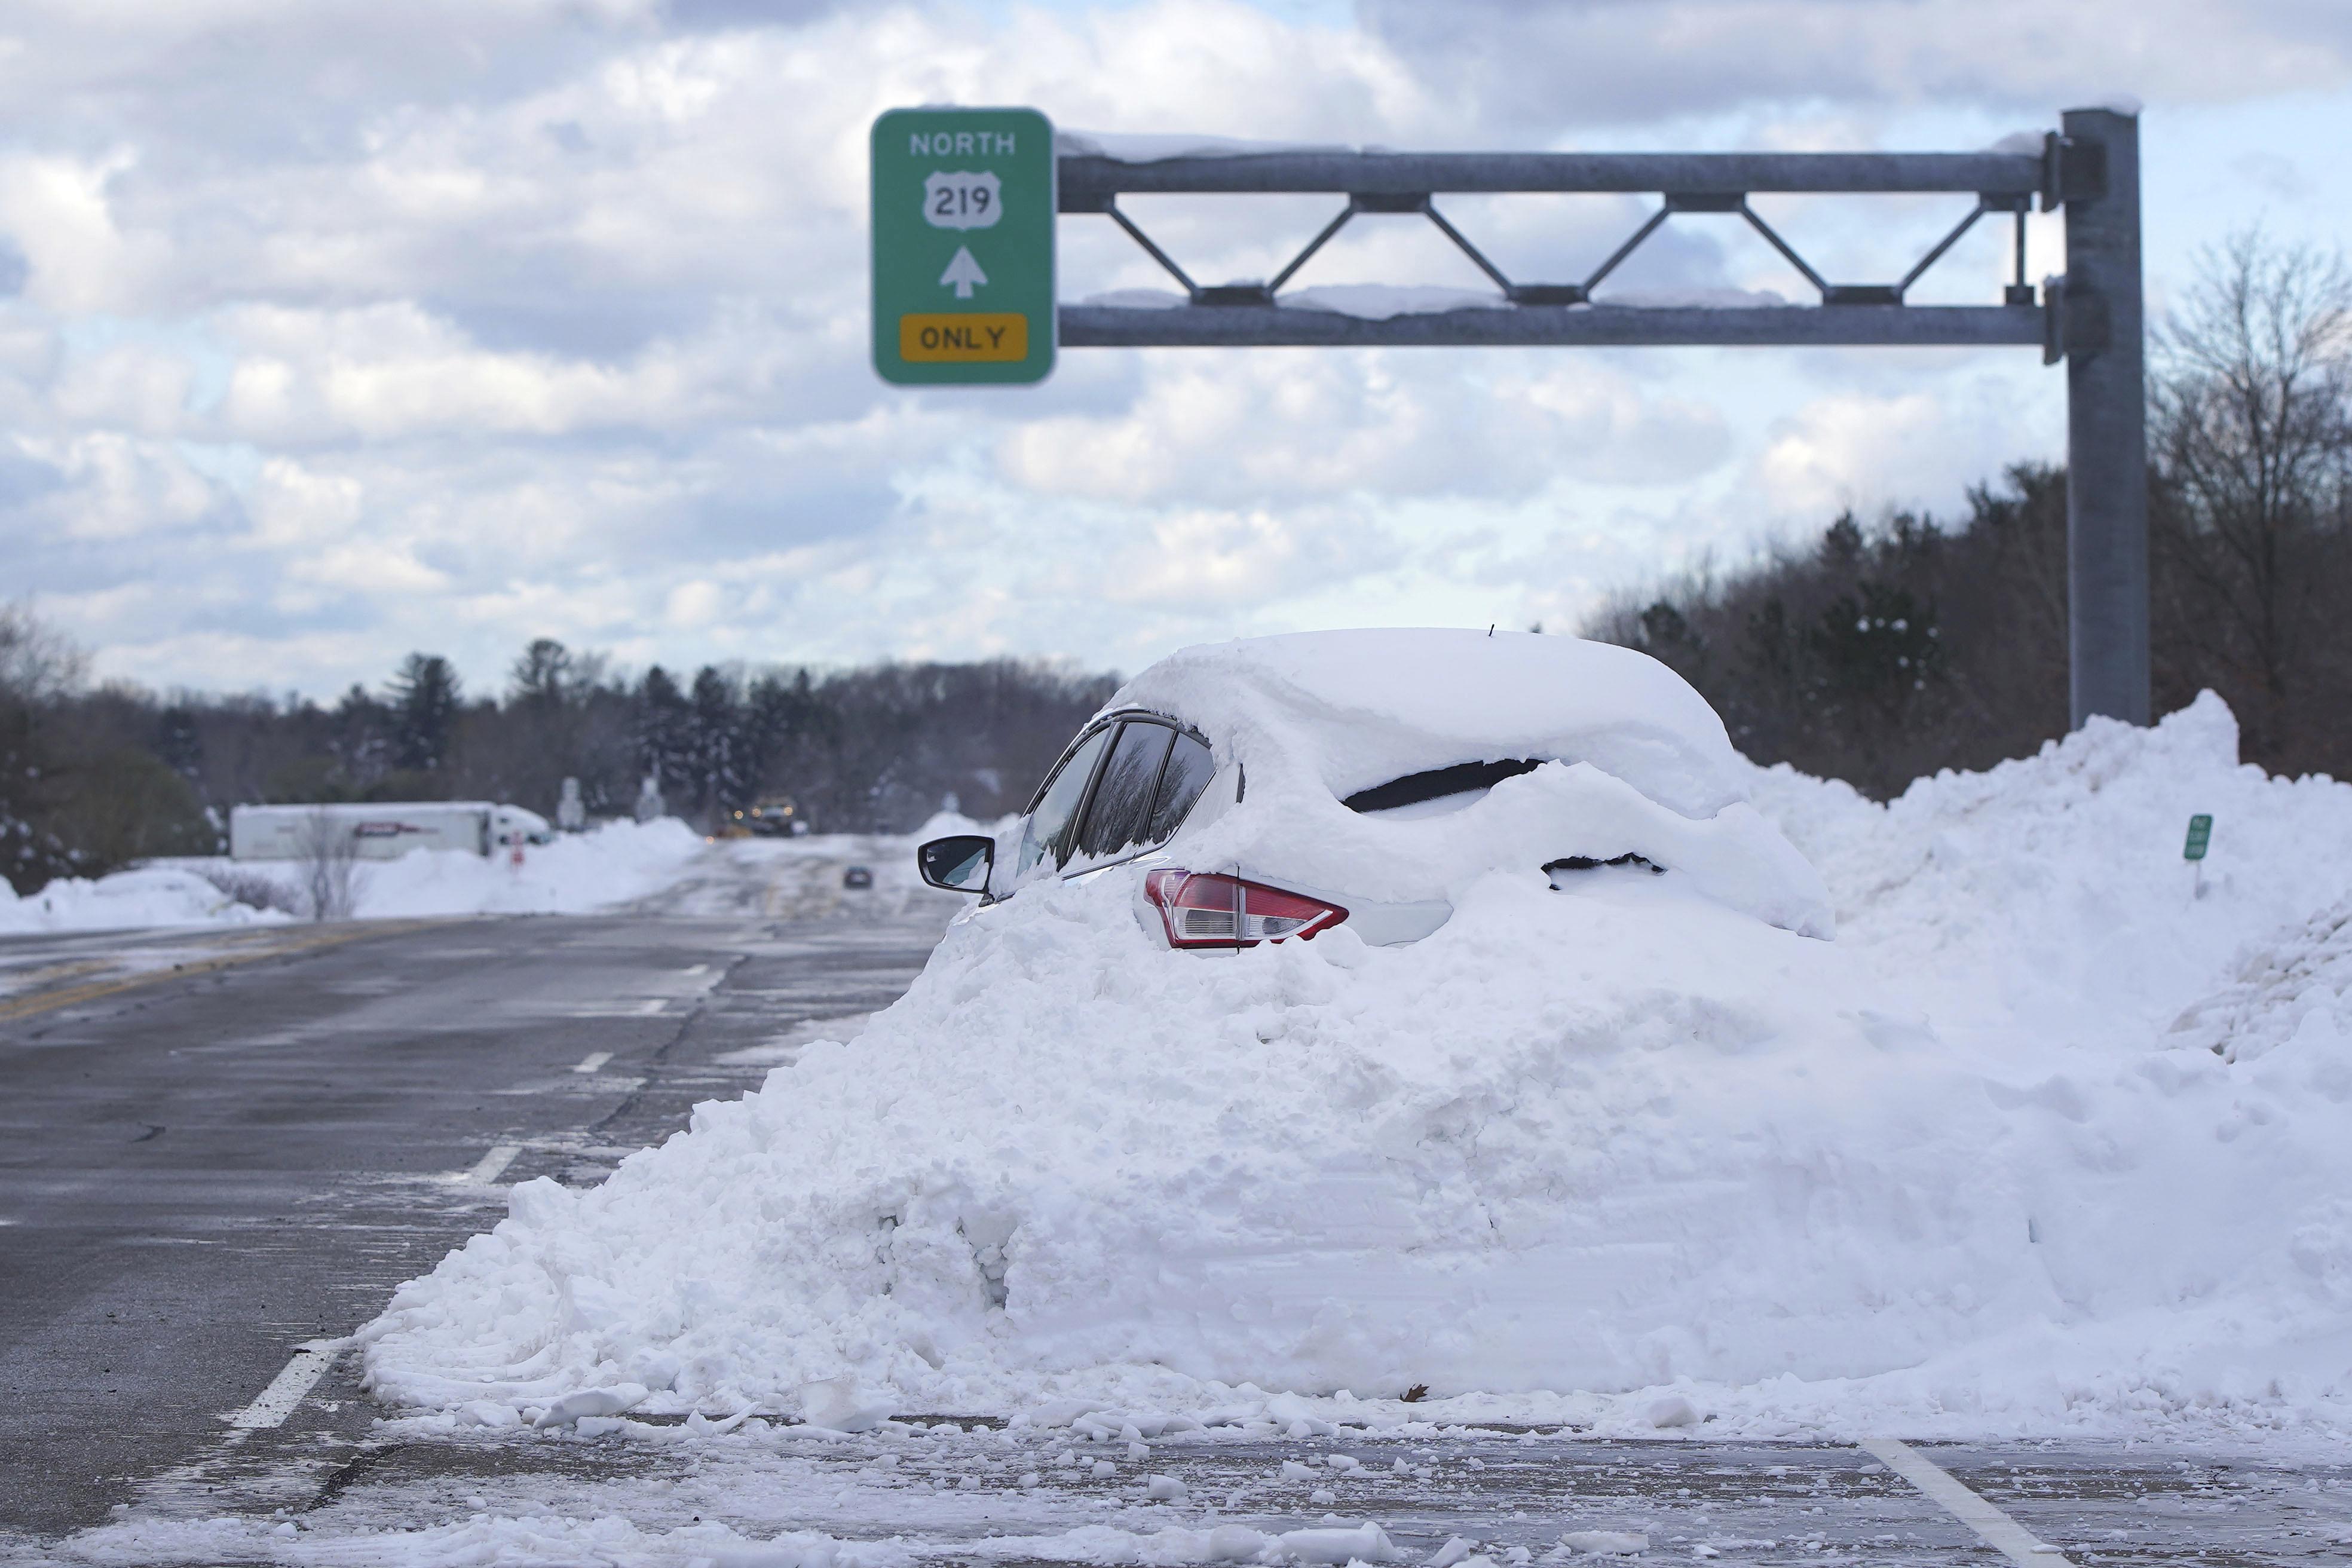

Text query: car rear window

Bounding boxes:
[1342,758,1545,814]
[1076,720,1175,859]
[1146,732,1217,843]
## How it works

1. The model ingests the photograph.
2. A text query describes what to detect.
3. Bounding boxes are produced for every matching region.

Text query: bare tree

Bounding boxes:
[0,599,87,703]
[2151,229,2352,758]
[297,808,363,922]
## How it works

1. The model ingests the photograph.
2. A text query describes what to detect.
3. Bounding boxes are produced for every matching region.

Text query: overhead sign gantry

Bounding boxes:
[870,106,2146,730]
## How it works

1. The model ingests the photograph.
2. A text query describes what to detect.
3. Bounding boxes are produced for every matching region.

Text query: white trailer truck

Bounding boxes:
[228,801,552,862]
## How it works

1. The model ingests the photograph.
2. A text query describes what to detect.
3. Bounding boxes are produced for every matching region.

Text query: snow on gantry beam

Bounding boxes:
[1056,151,2048,208]
[1058,302,2048,349]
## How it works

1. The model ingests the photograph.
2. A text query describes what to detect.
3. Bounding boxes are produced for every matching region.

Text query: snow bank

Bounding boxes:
[340,817,706,918]
[1,818,710,933]
[360,694,2352,1441]
[0,864,290,935]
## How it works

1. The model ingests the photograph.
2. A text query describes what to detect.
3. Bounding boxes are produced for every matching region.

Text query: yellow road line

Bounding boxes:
[0,920,458,1024]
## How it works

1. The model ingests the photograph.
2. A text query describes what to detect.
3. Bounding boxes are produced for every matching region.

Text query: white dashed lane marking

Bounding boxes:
[461,1144,522,1186]
[571,1051,612,1074]
[1863,1438,2074,1566]
[228,1341,342,1431]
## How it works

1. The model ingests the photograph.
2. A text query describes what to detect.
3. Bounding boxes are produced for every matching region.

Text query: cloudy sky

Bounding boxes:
[4,0,2350,699]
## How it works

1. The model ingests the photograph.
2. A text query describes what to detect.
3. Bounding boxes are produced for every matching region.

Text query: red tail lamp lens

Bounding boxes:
[1143,869,1347,948]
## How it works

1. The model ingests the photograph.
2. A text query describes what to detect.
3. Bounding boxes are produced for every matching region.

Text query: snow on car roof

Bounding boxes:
[1108,627,1748,820]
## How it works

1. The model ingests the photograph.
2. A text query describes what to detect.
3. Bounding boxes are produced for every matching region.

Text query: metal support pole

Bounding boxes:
[2061,107,2151,726]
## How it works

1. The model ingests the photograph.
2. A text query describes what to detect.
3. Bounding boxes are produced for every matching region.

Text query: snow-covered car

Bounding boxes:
[915,629,1832,947]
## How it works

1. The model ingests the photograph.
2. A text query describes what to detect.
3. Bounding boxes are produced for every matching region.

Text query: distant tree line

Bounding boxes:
[1,618,1116,893]
[1584,231,2352,798]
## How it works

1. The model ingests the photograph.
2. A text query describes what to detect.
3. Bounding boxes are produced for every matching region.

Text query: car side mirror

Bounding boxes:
[917,834,993,894]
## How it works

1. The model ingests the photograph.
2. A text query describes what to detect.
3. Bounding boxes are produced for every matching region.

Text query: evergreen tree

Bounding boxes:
[637,665,693,801]
[689,665,748,816]
[508,638,573,711]
[386,653,461,773]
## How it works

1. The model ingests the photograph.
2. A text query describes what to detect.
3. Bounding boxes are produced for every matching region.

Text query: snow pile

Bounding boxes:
[342,817,706,918]
[2164,896,2352,1065]
[2,819,710,933]
[0,864,290,934]
[360,693,2352,1440]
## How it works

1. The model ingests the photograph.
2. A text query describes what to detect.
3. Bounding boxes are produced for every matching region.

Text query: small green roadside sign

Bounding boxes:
[2183,813,2212,861]
[871,106,1055,386]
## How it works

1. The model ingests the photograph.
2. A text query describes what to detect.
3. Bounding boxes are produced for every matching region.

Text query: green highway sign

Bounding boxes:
[871,106,1055,386]
[2183,813,2213,862]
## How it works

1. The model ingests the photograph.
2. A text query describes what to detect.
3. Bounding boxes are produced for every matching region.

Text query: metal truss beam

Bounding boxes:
[1057,151,2048,204]
[1059,302,2045,349]
[1044,115,2145,730]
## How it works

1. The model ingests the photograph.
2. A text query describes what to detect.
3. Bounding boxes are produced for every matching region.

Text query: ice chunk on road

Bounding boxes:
[798,1374,894,1434]
[1281,1523,1395,1563]
[532,1382,647,1427]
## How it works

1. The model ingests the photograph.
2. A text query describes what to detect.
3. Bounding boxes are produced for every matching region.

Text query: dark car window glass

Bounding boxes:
[1146,732,1217,843]
[1018,725,1111,876]
[1075,721,1174,860]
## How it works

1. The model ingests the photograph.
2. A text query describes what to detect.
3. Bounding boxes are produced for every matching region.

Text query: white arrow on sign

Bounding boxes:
[939,246,988,299]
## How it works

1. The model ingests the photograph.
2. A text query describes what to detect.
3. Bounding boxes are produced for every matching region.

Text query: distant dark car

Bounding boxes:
[842,866,874,889]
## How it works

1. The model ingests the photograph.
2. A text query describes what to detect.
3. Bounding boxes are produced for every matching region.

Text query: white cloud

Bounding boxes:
[1749,373,2062,523]
[1361,0,2352,131]
[1000,353,1728,504]
[0,0,2335,696]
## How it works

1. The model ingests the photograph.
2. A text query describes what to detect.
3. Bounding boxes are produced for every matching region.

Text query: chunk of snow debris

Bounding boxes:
[1558,1533,1648,1556]
[1279,1523,1395,1563]
[1127,1440,1150,1461]
[1311,1488,1339,1505]
[1430,1538,1481,1567]
[1024,1398,1113,1429]
[1019,1472,1040,1489]
[1147,1474,1187,1500]
[798,1374,892,1434]
[1091,1460,1117,1478]
[1643,1395,1701,1429]
[454,1399,517,1428]
[1282,1461,1318,1481]
[1210,1526,1270,1561]
[1326,1453,1360,1469]
[1263,1392,1339,1435]
[530,1383,647,1428]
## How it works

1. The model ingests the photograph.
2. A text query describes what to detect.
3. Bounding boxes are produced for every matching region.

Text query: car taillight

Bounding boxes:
[1143,869,1347,949]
